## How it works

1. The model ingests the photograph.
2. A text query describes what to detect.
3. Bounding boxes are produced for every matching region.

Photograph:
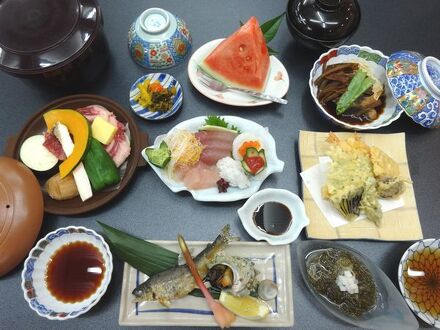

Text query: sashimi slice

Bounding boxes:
[195,130,237,166]
[199,147,232,166]
[180,162,220,190]
[195,130,237,145]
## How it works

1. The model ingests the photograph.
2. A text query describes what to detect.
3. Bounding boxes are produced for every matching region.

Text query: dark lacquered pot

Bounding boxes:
[0,0,109,86]
[286,0,360,49]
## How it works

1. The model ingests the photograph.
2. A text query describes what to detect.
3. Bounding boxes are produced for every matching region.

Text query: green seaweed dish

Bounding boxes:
[306,248,377,318]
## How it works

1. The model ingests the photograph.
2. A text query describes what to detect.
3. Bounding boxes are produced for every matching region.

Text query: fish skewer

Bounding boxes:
[132,225,237,307]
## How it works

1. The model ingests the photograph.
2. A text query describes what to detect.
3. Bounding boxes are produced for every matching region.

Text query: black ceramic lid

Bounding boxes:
[287,0,360,41]
[0,0,101,75]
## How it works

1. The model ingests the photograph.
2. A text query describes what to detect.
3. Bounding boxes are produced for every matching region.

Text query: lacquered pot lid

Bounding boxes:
[0,0,101,75]
[386,51,440,128]
[0,157,43,277]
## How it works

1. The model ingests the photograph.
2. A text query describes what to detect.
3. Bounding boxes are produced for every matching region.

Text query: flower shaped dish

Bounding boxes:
[21,226,113,320]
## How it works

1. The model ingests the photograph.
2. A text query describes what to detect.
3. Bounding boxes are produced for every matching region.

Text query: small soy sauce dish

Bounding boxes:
[237,188,309,245]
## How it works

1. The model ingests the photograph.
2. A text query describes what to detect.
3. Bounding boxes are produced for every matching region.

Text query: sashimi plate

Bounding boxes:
[188,39,289,107]
[141,116,285,202]
[119,240,294,327]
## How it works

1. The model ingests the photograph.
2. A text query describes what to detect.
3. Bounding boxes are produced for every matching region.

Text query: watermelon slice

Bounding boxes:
[200,17,270,92]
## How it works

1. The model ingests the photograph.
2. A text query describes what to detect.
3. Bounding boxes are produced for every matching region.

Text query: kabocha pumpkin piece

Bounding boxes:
[83,138,120,192]
[43,109,91,178]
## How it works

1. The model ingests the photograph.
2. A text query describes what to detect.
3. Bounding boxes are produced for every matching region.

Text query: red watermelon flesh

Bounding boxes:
[200,16,270,92]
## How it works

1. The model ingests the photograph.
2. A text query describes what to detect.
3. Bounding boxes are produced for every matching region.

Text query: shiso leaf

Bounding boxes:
[205,115,229,128]
[260,13,285,43]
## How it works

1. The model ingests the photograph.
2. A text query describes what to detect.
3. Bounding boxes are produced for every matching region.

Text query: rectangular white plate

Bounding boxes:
[119,241,294,327]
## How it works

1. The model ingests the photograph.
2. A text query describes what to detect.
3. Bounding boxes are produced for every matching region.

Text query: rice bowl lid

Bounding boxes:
[0,0,102,75]
[386,51,440,128]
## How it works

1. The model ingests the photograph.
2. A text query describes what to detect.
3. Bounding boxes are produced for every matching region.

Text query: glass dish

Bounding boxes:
[297,240,419,329]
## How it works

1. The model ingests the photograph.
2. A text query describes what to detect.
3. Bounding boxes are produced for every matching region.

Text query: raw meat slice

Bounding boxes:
[199,147,232,166]
[43,132,66,160]
[195,130,237,145]
[77,105,131,167]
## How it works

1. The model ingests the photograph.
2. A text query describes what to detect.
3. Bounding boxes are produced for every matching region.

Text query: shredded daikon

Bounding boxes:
[165,129,203,172]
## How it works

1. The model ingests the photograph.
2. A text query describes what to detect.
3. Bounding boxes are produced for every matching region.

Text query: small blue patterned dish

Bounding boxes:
[386,51,440,128]
[129,73,183,121]
[21,226,113,320]
[128,8,192,69]
[309,45,403,130]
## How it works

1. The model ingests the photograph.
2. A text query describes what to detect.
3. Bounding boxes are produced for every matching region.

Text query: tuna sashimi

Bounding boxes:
[43,132,66,160]
[195,130,237,145]
[199,147,232,166]
[195,130,237,166]
[77,105,131,167]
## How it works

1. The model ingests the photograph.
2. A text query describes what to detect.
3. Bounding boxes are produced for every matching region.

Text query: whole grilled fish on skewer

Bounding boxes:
[132,225,237,307]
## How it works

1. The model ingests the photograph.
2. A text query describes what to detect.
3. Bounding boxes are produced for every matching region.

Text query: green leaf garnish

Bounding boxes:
[260,13,285,43]
[267,46,278,56]
[239,13,285,56]
[205,115,229,128]
[336,70,374,115]
[98,221,178,276]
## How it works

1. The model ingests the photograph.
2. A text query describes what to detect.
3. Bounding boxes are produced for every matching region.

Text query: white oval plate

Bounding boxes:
[188,39,289,107]
[238,188,309,245]
[141,116,285,202]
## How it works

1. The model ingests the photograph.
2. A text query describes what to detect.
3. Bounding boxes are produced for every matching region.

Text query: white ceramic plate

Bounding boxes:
[119,241,294,327]
[141,116,285,202]
[238,189,309,245]
[188,39,289,107]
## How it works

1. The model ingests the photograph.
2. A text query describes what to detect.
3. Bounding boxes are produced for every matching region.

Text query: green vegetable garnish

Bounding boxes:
[204,115,240,133]
[145,141,171,168]
[336,70,374,115]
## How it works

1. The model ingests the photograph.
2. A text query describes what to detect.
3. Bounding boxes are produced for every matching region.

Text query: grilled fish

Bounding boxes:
[132,225,237,307]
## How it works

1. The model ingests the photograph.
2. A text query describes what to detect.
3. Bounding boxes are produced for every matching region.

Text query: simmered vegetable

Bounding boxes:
[336,70,374,115]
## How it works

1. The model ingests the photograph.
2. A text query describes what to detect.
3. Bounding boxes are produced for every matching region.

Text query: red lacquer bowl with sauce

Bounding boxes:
[21,226,113,320]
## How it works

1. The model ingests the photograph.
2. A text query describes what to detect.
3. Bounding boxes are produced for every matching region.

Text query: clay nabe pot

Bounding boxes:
[0,157,43,277]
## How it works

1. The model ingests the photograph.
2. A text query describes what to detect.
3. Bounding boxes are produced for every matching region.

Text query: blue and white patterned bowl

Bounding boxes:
[398,238,440,328]
[21,226,113,320]
[309,45,403,130]
[387,51,440,128]
[129,73,183,121]
[128,8,192,69]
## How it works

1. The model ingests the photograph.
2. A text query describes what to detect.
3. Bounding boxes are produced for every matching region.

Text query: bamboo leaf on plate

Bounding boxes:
[98,221,178,276]
[267,46,279,56]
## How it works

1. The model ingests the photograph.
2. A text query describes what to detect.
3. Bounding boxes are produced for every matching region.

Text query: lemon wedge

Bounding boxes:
[219,291,271,320]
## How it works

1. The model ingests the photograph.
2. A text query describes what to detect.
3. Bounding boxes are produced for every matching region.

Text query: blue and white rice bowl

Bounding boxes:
[309,45,403,130]
[129,73,183,121]
[21,226,113,320]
